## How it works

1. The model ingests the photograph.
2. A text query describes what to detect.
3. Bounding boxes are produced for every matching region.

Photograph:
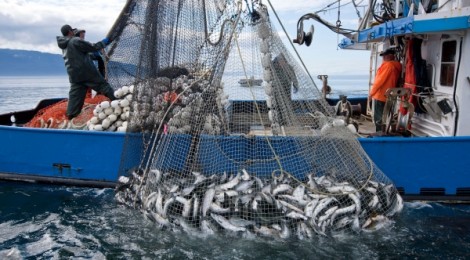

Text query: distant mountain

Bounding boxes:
[0,49,66,76]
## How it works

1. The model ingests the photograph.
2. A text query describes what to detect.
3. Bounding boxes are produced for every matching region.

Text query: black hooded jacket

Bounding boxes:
[56,36,106,84]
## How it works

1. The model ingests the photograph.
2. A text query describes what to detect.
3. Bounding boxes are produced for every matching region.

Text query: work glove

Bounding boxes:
[101,37,112,46]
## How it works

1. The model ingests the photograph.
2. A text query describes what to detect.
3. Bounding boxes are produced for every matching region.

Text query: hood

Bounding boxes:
[56,36,71,49]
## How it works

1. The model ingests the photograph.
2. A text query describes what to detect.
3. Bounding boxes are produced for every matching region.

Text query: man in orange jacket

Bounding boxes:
[369,48,402,132]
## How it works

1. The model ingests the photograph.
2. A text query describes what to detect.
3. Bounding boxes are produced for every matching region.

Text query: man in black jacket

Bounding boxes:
[74,28,106,78]
[57,24,115,119]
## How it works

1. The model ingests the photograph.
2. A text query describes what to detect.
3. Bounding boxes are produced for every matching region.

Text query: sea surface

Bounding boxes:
[1,76,470,259]
[0,75,367,114]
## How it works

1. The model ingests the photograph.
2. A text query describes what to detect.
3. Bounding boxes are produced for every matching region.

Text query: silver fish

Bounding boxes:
[259,192,274,205]
[351,216,361,232]
[219,171,228,183]
[202,188,215,217]
[211,213,246,232]
[254,225,279,237]
[210,202,231,214]
[175,196,192,218]
[280,221,291,239]
[254,176,264,189]
[148,168,162,185]
[201,219,216,235]
[362,215,389,232]
[311,197,335,226]
[216,172,240,191]
[277,194,308,207]
[235,180,254,192]
[298,222,313,239]
[286,211,308,220]
[318,205,338,225]
[151,211,170,227]
[326,184,356,194]
[386,193,403,217]
[292,184,305,201]
[261,183,272,194]
[162,196,175,218]
[192,171,207,186]
[304,198,319,218]
[241,169,250,181]
[155,189,164,215]
[192,195,200,219]
[272,184,293,196]
[224,190,239,197]
[329,204,356,225]
[368,194,379,208]
[335,216,353,230]
[348,192,361,215]
[169,184,179,193]
[229,217,255,228]
[278,199,304,214]
[182,185,196,196]
[252,194,262,211]
[118,176,130,184]
[271,224,282,231]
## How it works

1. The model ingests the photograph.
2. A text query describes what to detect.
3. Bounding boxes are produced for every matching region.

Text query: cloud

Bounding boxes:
[267,0,333,13]
[0,0,370,75]
[0,0,126,53]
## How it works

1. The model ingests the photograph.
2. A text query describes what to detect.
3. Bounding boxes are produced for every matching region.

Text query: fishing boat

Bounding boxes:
[291,0,470,200]
[1,0,470,202]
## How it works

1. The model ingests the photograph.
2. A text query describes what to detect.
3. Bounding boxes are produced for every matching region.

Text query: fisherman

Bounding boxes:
[73,28,106,99]
[335,95,352,125]
[74,28,106,78]
[57,24,116,120]
[369,48,402,132]
[271,53,299,126]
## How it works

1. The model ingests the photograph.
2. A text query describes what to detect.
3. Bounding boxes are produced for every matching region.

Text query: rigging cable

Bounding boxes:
[265,0,317,89]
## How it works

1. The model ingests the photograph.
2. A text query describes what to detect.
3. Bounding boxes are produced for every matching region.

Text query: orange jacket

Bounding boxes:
[370,60,402,102]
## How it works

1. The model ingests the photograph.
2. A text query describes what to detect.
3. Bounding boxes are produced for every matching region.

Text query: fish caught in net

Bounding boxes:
[96,0,404,238]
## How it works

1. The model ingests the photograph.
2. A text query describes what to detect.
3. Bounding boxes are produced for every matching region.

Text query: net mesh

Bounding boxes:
[103,0,403,238]
[25,89,110,129]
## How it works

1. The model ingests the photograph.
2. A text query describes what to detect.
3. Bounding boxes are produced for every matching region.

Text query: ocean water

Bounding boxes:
[0,75,367,114]
[0,76,70,114]
[1,76,470,259]
[0,183,469,259]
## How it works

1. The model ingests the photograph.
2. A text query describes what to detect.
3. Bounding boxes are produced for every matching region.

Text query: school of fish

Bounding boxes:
[115,167,403,239]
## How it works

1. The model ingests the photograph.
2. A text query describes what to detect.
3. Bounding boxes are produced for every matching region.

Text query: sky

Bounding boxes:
[0,0,371,75]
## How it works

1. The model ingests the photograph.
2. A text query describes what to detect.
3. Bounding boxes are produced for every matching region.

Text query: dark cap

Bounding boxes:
[61,24,73,36]
[380,48,395,56]
[73,28,86,36]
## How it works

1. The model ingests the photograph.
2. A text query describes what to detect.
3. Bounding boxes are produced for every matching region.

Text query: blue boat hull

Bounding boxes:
[1,97,468,200]
[0,126,142,188]
[360,136,470,198]
[1,124,469,200]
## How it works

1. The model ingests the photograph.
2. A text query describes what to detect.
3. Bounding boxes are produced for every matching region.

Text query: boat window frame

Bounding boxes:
[439,39,458,87]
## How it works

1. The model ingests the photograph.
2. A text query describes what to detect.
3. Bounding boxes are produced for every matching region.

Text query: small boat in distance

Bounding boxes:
[238,76,263,87]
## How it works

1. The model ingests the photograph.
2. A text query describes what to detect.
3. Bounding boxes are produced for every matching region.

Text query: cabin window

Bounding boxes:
[439,40,456,87]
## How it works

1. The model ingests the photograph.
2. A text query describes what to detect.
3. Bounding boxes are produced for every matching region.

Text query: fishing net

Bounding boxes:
[25,89,110,129]
[108,0,403,238]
